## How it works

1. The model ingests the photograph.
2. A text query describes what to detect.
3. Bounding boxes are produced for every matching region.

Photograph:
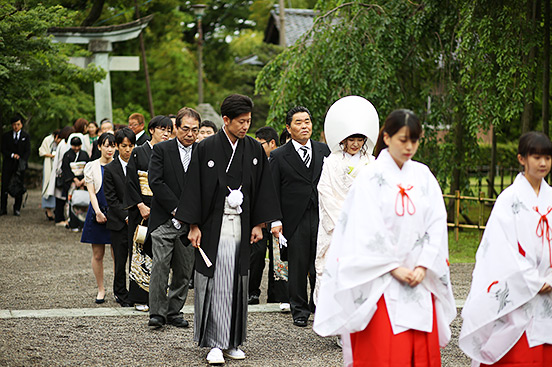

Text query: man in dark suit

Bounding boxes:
[270,106,331,327]
[1,116,31,216]
[128,113,150,146]
[248,126,289,307]
[104,127,136,307]
[146,107,199,329]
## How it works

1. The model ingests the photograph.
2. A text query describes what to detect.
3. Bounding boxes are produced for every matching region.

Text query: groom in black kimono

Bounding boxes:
[176,94,281,364]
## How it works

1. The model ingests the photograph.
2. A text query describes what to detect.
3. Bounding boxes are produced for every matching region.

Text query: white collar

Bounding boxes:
[146,140,153,149]
[135,130,145,140]
[223,127,239,151]
[118,155,128,169]
[291,138,311,152]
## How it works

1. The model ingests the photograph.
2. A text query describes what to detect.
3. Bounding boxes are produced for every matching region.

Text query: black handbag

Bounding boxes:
[7,172,26,197]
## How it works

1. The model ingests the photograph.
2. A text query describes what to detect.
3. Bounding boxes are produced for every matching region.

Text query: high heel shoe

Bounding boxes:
[95,292,106,304]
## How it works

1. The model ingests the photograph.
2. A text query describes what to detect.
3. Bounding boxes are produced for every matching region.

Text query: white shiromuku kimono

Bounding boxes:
[313,149,456,351]
[314,151,374,303]
[459,173,552,366]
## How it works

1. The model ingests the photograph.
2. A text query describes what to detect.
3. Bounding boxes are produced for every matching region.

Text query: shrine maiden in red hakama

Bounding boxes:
[460,172,552,366]
[313,145,456,366]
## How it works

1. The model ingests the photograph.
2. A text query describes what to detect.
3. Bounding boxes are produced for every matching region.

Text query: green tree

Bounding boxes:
[0,1,104,157]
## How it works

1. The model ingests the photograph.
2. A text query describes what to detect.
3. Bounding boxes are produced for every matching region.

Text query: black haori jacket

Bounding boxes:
[176,130,281,277]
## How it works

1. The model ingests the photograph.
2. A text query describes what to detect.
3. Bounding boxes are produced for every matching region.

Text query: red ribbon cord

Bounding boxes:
[534,206,552,267]
[395,184,416,216]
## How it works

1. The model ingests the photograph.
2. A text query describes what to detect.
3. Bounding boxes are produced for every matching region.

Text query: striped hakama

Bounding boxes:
[194,200,248,349]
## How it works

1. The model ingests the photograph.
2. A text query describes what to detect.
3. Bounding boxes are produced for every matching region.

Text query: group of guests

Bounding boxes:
[5,90,552,366]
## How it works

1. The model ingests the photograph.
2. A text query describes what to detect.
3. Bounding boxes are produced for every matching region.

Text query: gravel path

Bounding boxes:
[0,190,474,366]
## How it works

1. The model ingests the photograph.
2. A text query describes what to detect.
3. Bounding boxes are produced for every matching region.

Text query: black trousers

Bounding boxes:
[287,205,318,320]
[248,229,269,298]
[110,226,130,304]
[1,168,23,212]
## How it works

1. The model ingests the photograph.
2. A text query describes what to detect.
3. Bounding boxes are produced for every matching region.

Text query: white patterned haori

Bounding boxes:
[459,173,552,366]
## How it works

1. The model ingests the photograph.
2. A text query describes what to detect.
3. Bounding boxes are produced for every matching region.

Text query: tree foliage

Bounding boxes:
[0,1,104,141]
[256,0,550,194]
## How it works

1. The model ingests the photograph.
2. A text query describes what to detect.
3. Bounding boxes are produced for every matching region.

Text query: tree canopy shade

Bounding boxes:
[0,1,104,139]
[256,0,552,195]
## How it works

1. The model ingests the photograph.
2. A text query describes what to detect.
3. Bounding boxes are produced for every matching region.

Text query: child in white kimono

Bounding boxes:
[460,131,552,367]
[313,109,456,367]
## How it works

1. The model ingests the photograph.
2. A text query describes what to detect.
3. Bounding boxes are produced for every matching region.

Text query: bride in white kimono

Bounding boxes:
[314,96,379,305]
[459,131,552,367]
[313,109,456,367]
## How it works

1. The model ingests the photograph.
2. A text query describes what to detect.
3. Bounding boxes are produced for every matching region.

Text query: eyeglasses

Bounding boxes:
[178,126,199,134]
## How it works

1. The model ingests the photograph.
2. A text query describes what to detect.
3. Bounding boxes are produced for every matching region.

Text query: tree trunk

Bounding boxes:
[449,118,464,222]
[488,125,497,198]
[81,0,105,27]
[521,0,539,133]
[543,0,550,136]
[135,1,155,119]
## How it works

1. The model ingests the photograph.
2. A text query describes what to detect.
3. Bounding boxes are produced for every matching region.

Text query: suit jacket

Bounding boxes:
[147,139,196,238]
[270,139,330,240]
[1,129,31,177]
[135,131,150,147]
[104,157,128,232]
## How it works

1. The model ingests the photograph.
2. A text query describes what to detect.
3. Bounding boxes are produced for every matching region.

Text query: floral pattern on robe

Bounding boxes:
[313,149,456,350]
[459,173,552,366]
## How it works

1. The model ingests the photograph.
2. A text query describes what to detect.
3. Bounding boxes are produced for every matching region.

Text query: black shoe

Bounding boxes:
[293,317,308,327]
[94,297,105,304]
[248,294,260,305]
[120,302,133,307]
[167,316,189,328]
[148,316,165,329]
[13,210,20,216]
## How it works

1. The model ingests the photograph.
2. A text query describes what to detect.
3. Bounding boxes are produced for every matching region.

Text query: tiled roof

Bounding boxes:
[264,8,316,47]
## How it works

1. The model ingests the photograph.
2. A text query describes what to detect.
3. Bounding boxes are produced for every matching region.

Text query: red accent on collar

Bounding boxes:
[395,184,415,216]
[534,206,552,267]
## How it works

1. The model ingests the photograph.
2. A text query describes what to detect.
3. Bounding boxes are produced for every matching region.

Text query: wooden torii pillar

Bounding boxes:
[49,15,153,123]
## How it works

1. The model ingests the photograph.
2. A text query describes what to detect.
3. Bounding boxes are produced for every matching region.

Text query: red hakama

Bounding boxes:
[481,333,552,367]
[350,296,441,367]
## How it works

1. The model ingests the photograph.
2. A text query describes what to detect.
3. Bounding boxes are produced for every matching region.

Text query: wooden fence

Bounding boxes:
[444,190,496,241]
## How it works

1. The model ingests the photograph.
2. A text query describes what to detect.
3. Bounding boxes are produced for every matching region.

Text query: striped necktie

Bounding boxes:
[182,147,191,172]
[300,146,310,167]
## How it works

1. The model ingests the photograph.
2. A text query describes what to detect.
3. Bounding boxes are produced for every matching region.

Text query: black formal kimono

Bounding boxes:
[176,130,281,348]
[60,149,89,195]
[135,131,150,147]
[124,141,153,305]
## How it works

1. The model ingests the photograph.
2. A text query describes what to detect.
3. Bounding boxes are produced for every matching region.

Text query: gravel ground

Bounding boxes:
[0,190,474,366]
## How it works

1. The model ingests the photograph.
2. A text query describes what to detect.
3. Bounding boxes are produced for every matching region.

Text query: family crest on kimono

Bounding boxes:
[313,109,456,367]
[460,131,552,367]
[176,94,281,365]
